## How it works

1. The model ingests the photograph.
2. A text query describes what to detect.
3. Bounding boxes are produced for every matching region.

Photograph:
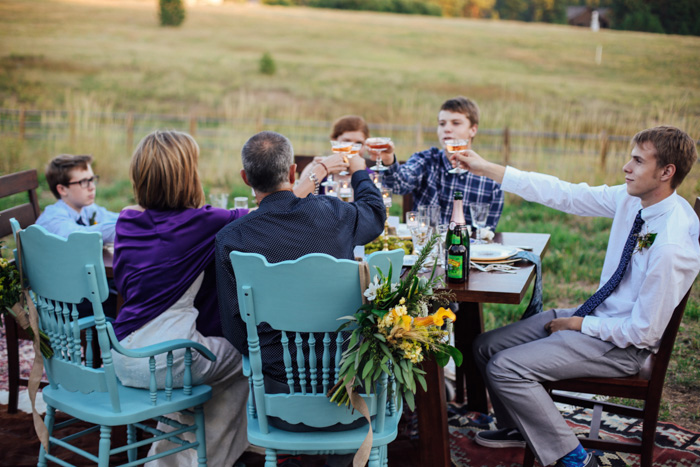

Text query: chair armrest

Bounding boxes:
[77,316,114,330]
[106,322,217,361]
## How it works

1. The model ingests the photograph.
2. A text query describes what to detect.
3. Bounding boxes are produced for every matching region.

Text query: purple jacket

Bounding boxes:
[113,205,247,341]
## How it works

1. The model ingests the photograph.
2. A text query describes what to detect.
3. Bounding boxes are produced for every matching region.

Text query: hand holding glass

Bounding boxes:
[366,137,392,172]
[445,138,469,175]
[325,141,352,185]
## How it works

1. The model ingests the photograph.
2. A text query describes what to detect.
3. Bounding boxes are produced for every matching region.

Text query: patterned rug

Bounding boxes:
[3,324,700,466]
[446,403,700,467]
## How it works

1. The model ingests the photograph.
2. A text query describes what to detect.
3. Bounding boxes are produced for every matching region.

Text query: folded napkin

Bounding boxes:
[511,250,543,320]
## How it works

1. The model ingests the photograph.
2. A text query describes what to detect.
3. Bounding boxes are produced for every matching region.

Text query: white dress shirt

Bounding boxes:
[502,166,700,351]
[36,199,118,243]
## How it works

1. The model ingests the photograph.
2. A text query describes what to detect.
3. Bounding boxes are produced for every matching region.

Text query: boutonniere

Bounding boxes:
[89,211,98,226]
[635,232,657,253]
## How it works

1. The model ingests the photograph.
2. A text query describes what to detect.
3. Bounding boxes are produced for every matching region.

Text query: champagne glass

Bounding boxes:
[338,143,362,177]
[445,138,469,175]
[366,137,392,172]
[324,141,352,186]
[469,202,490,243]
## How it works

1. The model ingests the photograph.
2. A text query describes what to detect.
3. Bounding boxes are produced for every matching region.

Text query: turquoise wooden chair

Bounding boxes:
[11,219,216,467]
[366,249,404,284]
[231,252,402,467]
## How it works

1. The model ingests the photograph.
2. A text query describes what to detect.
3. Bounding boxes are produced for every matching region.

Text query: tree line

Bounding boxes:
[259,0,699,36]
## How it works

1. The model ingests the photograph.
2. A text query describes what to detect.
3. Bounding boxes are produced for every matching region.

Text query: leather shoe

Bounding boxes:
[474,427,526,448]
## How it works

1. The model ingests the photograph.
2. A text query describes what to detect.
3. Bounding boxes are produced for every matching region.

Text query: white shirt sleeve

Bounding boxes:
[581,243,698,350]
[501,166,619,219]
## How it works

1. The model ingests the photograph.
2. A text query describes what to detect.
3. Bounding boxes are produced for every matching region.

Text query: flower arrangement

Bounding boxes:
[329,235,462,411]
[1,242,53,358]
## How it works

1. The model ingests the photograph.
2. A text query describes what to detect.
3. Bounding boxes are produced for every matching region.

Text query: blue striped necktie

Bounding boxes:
[573,209,644,318]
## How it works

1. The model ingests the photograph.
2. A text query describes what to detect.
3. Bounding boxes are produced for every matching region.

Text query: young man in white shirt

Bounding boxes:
[36,154,118,242]
[453,126,700,467]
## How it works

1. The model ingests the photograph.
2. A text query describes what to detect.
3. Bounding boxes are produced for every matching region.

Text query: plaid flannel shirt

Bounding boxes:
[382,146,504,228]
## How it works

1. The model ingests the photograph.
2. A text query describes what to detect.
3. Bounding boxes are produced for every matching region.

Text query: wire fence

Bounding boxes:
[3,107,695,185]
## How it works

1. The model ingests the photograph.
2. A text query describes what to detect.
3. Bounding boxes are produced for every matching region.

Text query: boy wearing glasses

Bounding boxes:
[37,154,118,242]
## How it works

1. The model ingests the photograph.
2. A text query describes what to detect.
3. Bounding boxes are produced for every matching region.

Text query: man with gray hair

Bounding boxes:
[215,130,386,382]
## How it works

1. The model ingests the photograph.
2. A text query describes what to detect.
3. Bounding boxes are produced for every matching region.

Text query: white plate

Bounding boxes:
[403,255,418,267]
[470,244,519,262]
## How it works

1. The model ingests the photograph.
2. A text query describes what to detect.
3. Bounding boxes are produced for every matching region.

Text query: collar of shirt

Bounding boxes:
[257,190,297,212]
[640,192,677,223]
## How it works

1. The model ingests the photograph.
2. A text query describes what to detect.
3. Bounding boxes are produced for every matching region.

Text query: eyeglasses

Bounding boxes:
[66,176,99,189]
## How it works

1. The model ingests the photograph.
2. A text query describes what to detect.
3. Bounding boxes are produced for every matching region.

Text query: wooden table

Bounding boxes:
[415,232,550,467]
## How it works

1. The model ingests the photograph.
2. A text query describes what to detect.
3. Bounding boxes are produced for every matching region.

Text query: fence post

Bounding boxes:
[503,126,510,166]
[599,130,609,170]
[415,123,423,150]
[18,108,26,141]
[126,112,134,151]
[69,111,76,147]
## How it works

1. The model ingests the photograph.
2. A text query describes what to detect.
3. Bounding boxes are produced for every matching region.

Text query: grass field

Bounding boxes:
[1,0,699,430]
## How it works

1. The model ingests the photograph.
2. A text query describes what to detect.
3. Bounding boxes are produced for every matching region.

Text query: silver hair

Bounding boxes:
[241,131,294,193]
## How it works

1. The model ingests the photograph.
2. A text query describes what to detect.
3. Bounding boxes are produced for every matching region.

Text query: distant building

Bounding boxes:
[566,6,611,29]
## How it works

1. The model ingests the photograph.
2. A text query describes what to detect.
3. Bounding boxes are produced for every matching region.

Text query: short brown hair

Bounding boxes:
[440,96,480,126]
[632,126,697,189]
[331,115,370,140]
[45,154,93,199]
[130,130,204,210]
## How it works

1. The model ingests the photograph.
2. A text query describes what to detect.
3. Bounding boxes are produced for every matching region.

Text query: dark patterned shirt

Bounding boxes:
[382,147,504,228]
[215,170,385,382]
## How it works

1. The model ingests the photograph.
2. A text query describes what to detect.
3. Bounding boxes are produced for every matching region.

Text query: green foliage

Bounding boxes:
[259,52,276,75]
[307,0,442,16]
[620,7,664,34]
[159,0,186,27]
[612,0,700,36]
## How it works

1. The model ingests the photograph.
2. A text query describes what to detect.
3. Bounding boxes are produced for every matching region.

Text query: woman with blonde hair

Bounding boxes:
[112,130,249,466]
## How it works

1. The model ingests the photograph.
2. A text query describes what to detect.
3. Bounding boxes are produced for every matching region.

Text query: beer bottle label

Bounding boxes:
[447,255,464,279]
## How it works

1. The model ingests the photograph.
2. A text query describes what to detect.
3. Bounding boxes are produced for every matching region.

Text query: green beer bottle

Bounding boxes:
[447,224,469,283]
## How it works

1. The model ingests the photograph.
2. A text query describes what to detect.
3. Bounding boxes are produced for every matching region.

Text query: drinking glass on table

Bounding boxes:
[325,141,352,186]
[209,193,229,209]
[427,205,441,228]
[437,223,448,267]
[324,181,339,197]
[405,211,419,229]
[445,138,469,175]
[469,202,490,243]
[233,196,249,209]
[366,137,392,172]
[410,219,433,272]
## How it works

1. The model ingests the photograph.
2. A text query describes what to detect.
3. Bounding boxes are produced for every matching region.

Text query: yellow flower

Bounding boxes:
[413,315,435,327]
[399,315,411,331]
[399,297,406,305]
[433,307,456,326]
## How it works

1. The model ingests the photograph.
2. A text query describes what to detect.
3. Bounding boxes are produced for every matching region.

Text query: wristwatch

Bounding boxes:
[309,172,320,195]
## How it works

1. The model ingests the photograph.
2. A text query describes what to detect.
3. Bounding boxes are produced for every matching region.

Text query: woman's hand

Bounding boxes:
[320,153,349,176]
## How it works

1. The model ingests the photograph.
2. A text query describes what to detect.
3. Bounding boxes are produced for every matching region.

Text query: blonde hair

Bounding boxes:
[130,130,204,210]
